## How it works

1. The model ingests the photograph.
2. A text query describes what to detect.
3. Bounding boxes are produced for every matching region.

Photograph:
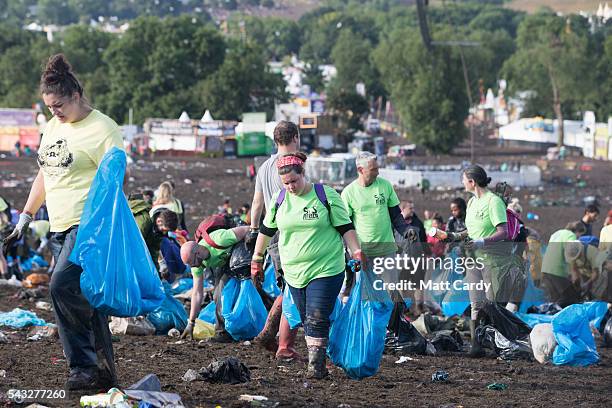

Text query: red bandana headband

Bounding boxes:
[276,155,304,169]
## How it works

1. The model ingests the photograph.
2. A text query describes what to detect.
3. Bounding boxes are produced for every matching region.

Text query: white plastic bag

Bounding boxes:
[530,323,557,364]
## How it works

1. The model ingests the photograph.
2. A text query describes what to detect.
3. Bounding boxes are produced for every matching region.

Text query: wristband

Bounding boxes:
[252,256,264,263]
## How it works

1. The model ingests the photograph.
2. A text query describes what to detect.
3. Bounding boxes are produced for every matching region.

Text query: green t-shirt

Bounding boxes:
[263,184,350,288]
[191,229,238,278]
[541,229,577,278]
[465,191,507,239]
[341,177,400,257]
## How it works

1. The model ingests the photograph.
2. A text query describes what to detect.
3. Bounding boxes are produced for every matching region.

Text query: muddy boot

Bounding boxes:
[305,336,328,379]
[253,295,282,352]
[468,319,485,358]
[276,315,304,362]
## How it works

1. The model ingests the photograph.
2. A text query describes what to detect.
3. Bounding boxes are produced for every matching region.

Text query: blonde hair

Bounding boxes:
[155,181,175,205]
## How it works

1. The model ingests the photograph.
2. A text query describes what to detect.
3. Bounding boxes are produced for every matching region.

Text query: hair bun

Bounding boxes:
[485,177,492,185]
[44,54,72,77]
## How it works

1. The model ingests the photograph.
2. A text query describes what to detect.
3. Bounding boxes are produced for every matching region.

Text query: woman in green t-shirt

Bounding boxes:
[461,165,510,357]
[251,152,362,379]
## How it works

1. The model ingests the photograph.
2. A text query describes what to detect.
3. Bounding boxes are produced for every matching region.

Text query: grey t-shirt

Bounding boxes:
[255,154,283,208]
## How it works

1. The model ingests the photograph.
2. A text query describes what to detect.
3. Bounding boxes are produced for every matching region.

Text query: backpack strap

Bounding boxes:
[202,231,228,250]
[272,188,287,224]
[313,183,332,224]
[271,184,332,224]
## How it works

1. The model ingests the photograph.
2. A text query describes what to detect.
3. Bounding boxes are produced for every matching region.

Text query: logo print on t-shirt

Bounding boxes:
[303,207,319,220]
[38,137,73,178]
[374,192,386,205]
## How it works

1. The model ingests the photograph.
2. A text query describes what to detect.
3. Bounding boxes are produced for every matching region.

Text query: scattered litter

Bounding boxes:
[199,357,250,384]
[24,404,51,408]
[431,370,449,382]
[0,275,22,287]
[80,388,128,407]
[239,395,268,402]
[243,340,251,346]
[0,369,6,377]
[128,373,161,391]
[0,331,8,343]
[35,301,52,311]
[109,316,156,336]
[184,178,193,184]
[395,356,417,364]
[530,323,557,364]
[25,325,58,341]
[487,383,508,391]
[167,328,180,338]
[193,319,215,340]
[182,369,199,382]
[23,273,50,288]
[0,308,47,328]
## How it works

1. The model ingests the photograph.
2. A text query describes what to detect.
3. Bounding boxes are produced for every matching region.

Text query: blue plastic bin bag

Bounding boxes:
[515,312,554,328]
[69,147,164,317]
[263,263,281,298]
[146,282,188,334]
[441,279,470,317]
[282,284,302,329]
[282,284,343,330]
[327,270,393,379]
[222,278,267,341]
[0,308,47,328]
[170,278,193,295]
[583,301,609,329]
[198,301,217,324]
[552,303,601,366]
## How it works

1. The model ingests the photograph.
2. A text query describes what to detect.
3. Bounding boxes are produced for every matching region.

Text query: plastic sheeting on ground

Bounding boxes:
[0,308,47,328]
[69,147,164,317]
[222,278,267,341]
[146,282,188,335]
[552,302,608,366]
[328,271,393,379]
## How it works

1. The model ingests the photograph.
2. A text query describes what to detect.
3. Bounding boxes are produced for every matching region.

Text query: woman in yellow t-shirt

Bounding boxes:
[251,152,363,379]
[4,54,123,391]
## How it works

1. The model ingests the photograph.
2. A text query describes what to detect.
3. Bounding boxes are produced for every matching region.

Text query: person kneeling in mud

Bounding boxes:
[179,225,249,342]
[251,153,362,379]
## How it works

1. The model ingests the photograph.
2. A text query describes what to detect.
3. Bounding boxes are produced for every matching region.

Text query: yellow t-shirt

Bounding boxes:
[38,110,123,232]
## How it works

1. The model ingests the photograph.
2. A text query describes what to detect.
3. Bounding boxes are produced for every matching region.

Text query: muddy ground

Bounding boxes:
[1,147,611,407]
[0,284,611,408]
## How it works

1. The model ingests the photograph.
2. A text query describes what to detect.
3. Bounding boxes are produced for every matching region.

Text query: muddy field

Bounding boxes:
[0,284,611,408]
[1,149,612,407]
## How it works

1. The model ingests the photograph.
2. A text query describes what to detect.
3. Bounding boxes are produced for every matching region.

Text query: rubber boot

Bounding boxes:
[276,315,304,361]
[253,295,282,352]
[468,319,485,358]
[305,336,328,379]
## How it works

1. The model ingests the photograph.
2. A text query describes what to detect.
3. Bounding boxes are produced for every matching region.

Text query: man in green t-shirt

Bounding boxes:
[341,151,418,304]
[180,226,249,342]
[542,222,587,306]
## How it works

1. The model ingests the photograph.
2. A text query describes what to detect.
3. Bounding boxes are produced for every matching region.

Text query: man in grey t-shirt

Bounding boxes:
[248,120,302,361]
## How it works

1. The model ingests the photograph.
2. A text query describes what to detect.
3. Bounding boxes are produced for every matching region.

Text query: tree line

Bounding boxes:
[0,0,610,153]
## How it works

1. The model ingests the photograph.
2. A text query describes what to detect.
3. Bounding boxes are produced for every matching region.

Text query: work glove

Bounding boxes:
[245,229,258,252]
[403,227,419,242]
[250,257,264,287]
[348,249,364,273]
[180,320,195,340]
[2,212,32,256]
[465,238,485,250]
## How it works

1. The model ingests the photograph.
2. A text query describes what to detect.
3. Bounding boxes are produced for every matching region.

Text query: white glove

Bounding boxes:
[8,213,33,240]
